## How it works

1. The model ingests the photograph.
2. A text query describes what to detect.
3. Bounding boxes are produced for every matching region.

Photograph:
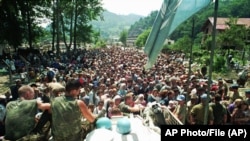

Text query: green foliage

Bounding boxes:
[168,35,192,53]
[213,55,226,72]
[128,11,158,37]
[91,11,142,39]
[129,0,249,44]
[0,0,52,49]
[0,0,103,51]
[217,17,247,50]
[135,28,151,48]
[119,30,128,46]
[57,0,104,52]
[94,39,106,48]
[91,30,101,44]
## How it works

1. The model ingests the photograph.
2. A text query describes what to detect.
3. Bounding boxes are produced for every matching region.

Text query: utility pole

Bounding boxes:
[204,0,219,125]
[188,17,195,87]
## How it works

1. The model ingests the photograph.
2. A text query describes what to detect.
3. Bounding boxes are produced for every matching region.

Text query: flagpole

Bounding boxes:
[204,0,219,125]
[187,16,195,87]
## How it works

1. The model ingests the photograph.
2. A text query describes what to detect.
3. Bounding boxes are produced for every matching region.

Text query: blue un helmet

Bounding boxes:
[116,117,131,134]
[95,117,112,130]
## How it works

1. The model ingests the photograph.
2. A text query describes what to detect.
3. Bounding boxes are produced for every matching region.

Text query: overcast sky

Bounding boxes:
[101,0,163,16]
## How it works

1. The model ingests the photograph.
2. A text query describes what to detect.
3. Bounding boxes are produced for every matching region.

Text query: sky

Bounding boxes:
[101,0,163,16]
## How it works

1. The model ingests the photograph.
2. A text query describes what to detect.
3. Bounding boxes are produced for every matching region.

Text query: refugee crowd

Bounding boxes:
[0,46,250,141]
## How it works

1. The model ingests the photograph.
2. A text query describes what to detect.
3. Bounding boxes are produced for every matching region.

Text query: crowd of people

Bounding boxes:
[0,46,250,140]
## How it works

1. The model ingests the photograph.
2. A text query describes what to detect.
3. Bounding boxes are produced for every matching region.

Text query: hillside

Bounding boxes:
[91,10,143,39]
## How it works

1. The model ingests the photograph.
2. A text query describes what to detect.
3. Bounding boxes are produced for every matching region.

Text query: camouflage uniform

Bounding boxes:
[5,99,38,140]
[51,96,83,141]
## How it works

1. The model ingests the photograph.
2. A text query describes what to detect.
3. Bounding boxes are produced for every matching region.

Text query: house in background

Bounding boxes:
[201,17,250,48]
[126,35,138,47]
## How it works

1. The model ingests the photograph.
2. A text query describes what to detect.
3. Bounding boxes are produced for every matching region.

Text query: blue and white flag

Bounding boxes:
[144,0,212,69]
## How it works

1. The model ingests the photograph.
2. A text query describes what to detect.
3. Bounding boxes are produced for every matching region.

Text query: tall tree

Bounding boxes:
[0,0,51,50]
[135,28,151,48]
[119,30,128,47]
[56,0,103,53]
[218,18,246,55]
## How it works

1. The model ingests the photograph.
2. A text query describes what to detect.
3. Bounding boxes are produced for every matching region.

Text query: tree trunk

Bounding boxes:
[52,0,56,52]
[27,2,33,49]
[56,0,60,56]
[73,2,78,51]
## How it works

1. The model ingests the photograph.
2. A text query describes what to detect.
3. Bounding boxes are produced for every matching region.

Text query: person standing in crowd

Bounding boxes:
[200,65,207,78]
[228,84,243,104]
[50,79,96,141]
[88,84,99,106]
[118,92,144,116]
[113,94,122,108]
[117,82,128,98]
[9,58,16,74]
[190,93,214,125]
[244,90,250,105]
[9,79,22,101]
[186,93,198,124]
[0,95,6,138]
[173,94,187,124]
[134,94,147,107]
[147,88,160,103]
[4,85,51,141]
[93,100,106,117]
[231,101,250,125]
[217,78,228,100]
[210,94,227,125]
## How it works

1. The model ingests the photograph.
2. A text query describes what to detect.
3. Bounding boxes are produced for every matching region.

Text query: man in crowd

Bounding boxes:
[118,92,145,116]
[210,94,227,125]
[244,90,250,105]
[190,93,214,125]
[9,79,22,101]
[228,84,243,104]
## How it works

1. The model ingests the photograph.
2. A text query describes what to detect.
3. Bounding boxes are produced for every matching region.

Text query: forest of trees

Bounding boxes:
[125,0,250,72]
[0,0,249,59]
[0,0,104,55]
[128,0,250,47]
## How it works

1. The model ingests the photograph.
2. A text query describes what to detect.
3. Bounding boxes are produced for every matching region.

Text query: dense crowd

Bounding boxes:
[0,46,250,141]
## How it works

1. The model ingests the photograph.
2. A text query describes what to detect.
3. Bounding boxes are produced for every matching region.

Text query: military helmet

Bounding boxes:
[96,117,112,130]
[116,117,131,134]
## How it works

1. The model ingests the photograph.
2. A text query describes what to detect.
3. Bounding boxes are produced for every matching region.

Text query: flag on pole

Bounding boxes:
[144,0,212,69]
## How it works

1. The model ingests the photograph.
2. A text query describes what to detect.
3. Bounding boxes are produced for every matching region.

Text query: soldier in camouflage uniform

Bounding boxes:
[4,85,50,141]
[51,79,96,141]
